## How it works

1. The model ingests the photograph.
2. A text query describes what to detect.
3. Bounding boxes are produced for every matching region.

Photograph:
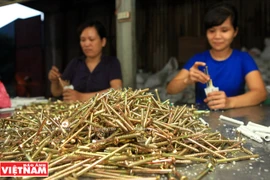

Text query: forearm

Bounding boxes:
[166,78,193,94]
[50,81,63,97]
[227,89,267,109]
[79,89,110,102]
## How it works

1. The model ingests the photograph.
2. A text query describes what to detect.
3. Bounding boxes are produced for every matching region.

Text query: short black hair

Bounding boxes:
[204,2,238,30]
[77,20,107,39]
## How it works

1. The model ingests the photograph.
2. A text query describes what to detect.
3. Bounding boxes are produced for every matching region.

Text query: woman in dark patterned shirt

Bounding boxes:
[48,20,122,102]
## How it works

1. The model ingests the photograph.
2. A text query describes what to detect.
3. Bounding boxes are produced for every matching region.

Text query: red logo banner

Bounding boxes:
[0,162,48,177]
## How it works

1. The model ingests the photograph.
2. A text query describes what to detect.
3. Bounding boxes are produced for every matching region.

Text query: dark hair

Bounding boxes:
[204,2,238,30]
[77,20,107,39]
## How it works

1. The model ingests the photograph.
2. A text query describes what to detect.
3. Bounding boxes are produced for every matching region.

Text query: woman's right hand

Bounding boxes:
[187,61,210,84]
[48,66,61,83]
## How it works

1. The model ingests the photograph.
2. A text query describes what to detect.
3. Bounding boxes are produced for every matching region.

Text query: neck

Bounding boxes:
[86,54,102,64]
[210,48,232,61]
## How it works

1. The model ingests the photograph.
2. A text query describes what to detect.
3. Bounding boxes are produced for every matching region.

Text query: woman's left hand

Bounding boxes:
[204,91,230,110]
[62,89,82,102]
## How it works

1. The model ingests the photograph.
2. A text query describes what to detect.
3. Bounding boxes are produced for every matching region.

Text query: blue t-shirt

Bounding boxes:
[62,55,122,92]
[183,49,258,104]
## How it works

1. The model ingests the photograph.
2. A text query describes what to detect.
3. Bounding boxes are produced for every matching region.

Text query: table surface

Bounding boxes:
[177,105,270,180]
[1,105,270,180]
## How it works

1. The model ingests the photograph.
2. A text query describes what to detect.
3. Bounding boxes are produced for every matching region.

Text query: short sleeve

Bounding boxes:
[109,58,122,81]
[242,52,259,75]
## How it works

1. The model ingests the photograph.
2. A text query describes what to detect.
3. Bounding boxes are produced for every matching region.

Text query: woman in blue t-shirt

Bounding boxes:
[48,20,122,102]
[167,2,267,110]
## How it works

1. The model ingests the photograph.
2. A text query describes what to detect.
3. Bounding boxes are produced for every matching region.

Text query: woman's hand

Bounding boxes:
[48,66,61,83]
[186,62,210,84]
[63,89,82,102]
[204,91,230,110]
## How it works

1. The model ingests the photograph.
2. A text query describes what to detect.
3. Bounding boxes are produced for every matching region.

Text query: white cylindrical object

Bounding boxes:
[255,131,270,142]
[247,122,270,133]
[204,86,219,96]
[199,117,209,126]
[219,115,244,126]
[247,121,270,129]
[237,125,263,143]
[64,85,74,90]
[246,124,270,134]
